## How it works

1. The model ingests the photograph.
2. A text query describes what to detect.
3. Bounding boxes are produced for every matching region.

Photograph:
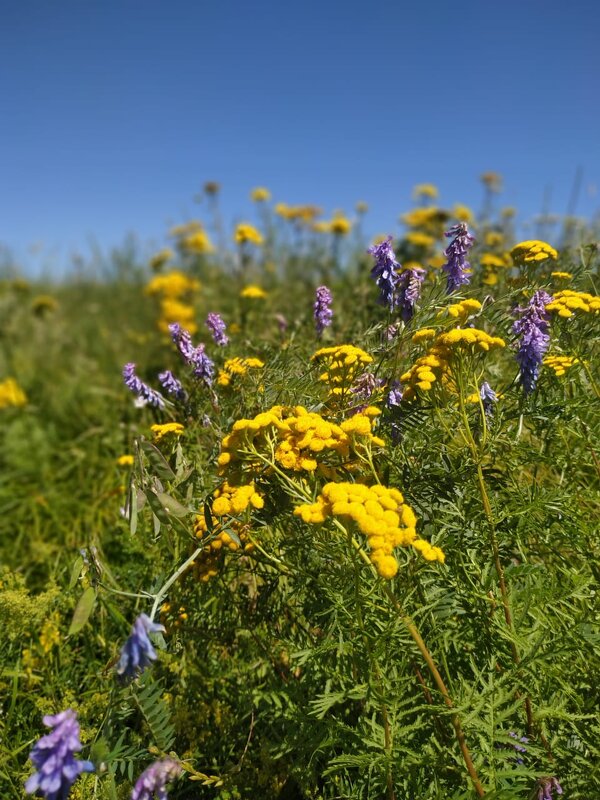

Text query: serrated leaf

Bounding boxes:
[68,586,96,635]
[140,439,176,480]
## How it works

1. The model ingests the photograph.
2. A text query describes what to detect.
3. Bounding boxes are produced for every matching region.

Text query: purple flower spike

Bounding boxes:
[123,364,165,409]
[479,382,497,417]
[367,236,401,311]
[169,323,215,386]
[206,312,229,347]
[116,613,166,683]
[314,286,333,337]
[442,222,475,294]
[512,290,552,394]
[131,758,182,800]
[25,709,94,800]
[158,370,186,401]
[537,776,563,800]
[386,380,404,408]
[397,267,425,322]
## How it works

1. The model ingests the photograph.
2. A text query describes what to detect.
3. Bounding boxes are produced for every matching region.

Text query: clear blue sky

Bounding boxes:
[1,0,599,273]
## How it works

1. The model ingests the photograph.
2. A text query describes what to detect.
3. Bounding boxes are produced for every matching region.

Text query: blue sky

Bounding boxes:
[1,0,599,273]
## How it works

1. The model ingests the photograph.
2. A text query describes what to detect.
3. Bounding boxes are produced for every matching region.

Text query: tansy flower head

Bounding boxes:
[151,422,185,442]
[0,377,27,409]
[329,214,352,235]
[117,454,134,467]
[510,240,558,265]
[412,183,439,200]
[235,223,263,246]
[240,285,267,300]
[251,187,271,202]
[545,289,600,317]
[149,248,174,271]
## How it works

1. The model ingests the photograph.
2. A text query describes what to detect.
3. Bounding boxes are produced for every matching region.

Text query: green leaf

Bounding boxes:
[139,439,176,480]
[144,488,171,524]
[155,491,191,517]
[68,555,84,590]
[203,499,214,534]
[68,586,96,635]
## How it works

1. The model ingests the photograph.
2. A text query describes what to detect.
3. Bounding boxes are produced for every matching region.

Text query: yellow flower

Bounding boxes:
[543,355,579,377]
[251,187,271,202]
[480,172,503,192]
[235,223,264,246]
[149,248,174,271]
[412,183,439,200]
[240,285,267,300]
[355,201,369,213]
[329,215,352,236]
[116,454,134,467]
[295,481,444,578]
[510,240,558,264]
[545,290,600,317]
[217,357,264,387]
[151,422,185,442]
[31,295,58,316]
[405,231,435,248]
[157,299,197,334]
[145,271,200,299]
[484,231,504,248]
[313,221,332,234]
[442,298,482,324]
[550,271,573,281]
[0,378,27,409]
[452,204,474,223]
[169,220,204,238]
[180,230,214,255]
[40,614,61,654]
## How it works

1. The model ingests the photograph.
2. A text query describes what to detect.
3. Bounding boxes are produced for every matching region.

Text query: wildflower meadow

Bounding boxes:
[1,180,599,800]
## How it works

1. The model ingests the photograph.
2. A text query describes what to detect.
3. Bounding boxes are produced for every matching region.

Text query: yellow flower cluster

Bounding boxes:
[405,231,435,249]
[251,187,271,202]
[116,454,134,467]
[160,602,188,630]
[550,271,573,281]
[311,344,373,399]
[0,378,27,409]
[480,253,509,286]
[217,405,384,477]
[217,357,265,387]
[484,231,504,248]
[452,204,474,223]
[441,298,482,324]
[149,248,174,271]
[240,285,267,299]
[145,271,200,298]
[412,183,439,200]
[169,220,204,238]
[543,355,579,376]
[510,240,558,264]
[294,482,444,579]
[151,422,185,442]
[180,229,214,255]
[545,290,600,317]
[145,271,200,333]
[401,329,505,401]
[312,215,352,236]
[275,203,322,224]
[31,295,58,316]
[234,223,264,246]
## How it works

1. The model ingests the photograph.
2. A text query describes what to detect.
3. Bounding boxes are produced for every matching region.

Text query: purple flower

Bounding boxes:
[131,758,182,800]
[314,286,333,336]
[158,370,186,401]
[479,381,497,417]
[206,312,229,347]
[275,313,288,333]
[442,223,475,294]
[116,613,166,683]
[25,709,94,800]
[397,267,425,322]
[349,373,384,413]
[386,380,404,408]
[537,777,563,800]
[367,236,401,311]
[512,290,552,394]
[168,323,215,386]
[123,364,165,409]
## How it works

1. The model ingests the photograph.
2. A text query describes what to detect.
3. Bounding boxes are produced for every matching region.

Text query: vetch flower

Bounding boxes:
[123,364,165,409]
[158,370,186,401]
[397,266,425,322]
[116,613,166,683]
[536,776,563,800]
[479,382,497,416]
[442,222,475,294]
[367,235,401,311]
[314,286,333,337]
[512,290,552,394]
[25,709,94,800]
[206,312,229,347]
[131,758,182,800]
[169,323,215,386]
